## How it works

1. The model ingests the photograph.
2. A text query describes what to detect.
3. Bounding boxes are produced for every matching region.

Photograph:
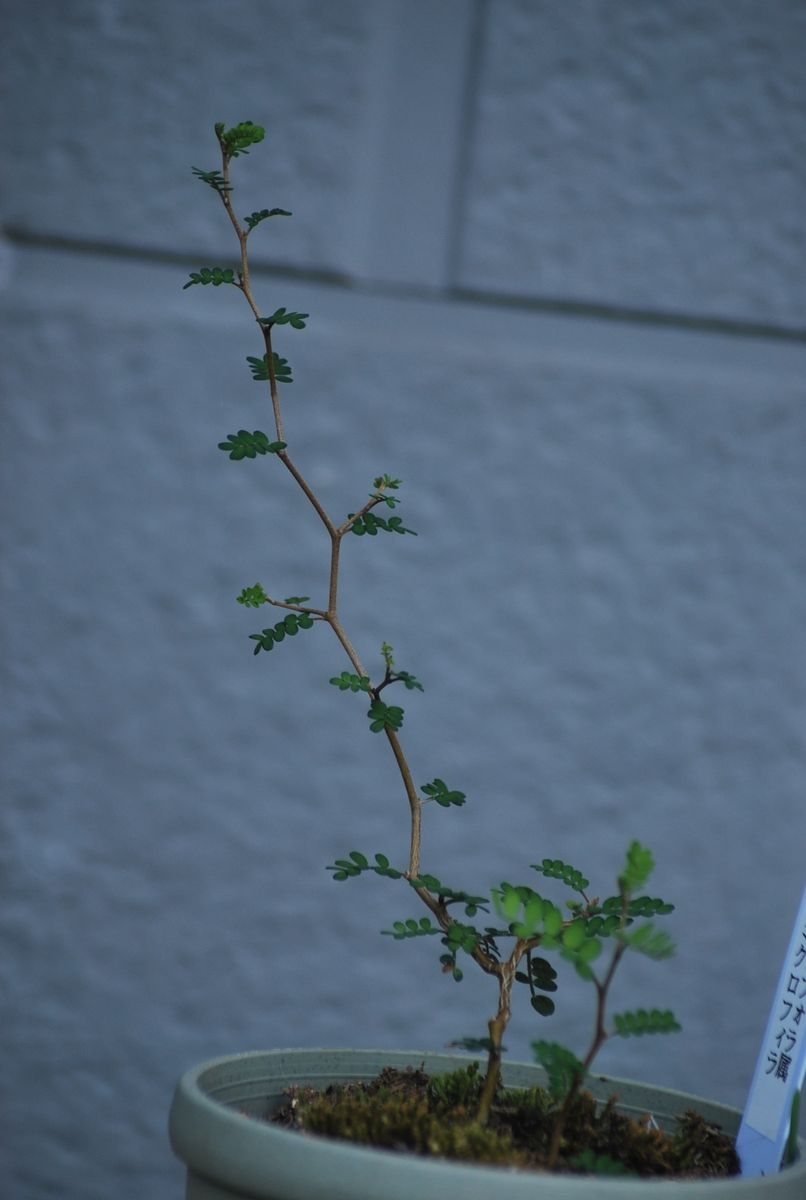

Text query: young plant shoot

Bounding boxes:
[187,120,682,1166]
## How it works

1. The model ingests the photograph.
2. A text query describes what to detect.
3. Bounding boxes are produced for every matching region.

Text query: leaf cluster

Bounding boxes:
[532,858,590,894]
[532,1040,586,1102]
[612,1008,681,1038]
[245,207,292,231]
[236,583,269,608]
[260,307,308,330]
[516,954,559,1017]
[250,611,315,655]
[190,166,231,194]
[349,512,416,537]
[367,699,404,733]
[329,671,371,693]
[421,778,465,808]
[247,353,293,384]
[327,850,402,882]
[383,917,440,940]
[216,120,265,158]
[183,266,235,290]
[218,429,287,460]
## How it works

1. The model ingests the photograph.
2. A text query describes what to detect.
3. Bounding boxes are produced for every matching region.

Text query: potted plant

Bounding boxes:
[169,121,804,1197]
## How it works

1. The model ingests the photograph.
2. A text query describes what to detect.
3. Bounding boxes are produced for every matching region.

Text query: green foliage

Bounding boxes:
[616,921,676,960]
[569,1149,635,1177]
[408,874,489,917]
[444,922,480,956]
[183,266,236,289]
[237,583,269,608]
[383,917,441,940]
[394,670,423,692]
[249,611,315,654]
[216,120,265,158]
[421,778,466,808]
[218,429,287,460]
[619,841,655,895]
[190,166,231,194]
[531,858,590,894]
[261,307,309,330]
[427,1062,482,1110]
[371,491,401,509]
[366,699,404,733]
[245,207,292,231]
[573,911,624,938]
[612,1008,681,1037]
[329,671,371,693]
[373,474,402,491]
[532,1041,586,1102]
[247,353,293,384]
[494,883,563,940]
[327,850,403,882]
[349,511,416,536]
[449,1037,504,1055]
[516,953,558,1016]
[283,596,310,605]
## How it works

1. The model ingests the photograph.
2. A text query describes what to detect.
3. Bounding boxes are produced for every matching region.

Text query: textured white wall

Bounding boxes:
[2,2,805,1197]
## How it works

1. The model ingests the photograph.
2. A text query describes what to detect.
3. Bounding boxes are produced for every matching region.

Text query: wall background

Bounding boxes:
[2,2,805,1196]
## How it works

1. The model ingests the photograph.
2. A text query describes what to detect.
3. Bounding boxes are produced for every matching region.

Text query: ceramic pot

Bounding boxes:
[169,1048,805,1199]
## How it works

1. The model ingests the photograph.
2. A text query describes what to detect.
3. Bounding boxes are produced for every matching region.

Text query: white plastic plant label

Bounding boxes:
[737,885,806,1177]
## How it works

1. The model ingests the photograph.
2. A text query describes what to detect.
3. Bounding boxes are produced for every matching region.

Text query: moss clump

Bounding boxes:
[272,1064,740,1179]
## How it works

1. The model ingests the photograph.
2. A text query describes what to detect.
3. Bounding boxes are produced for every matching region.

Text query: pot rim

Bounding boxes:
[170,1048,806,1199]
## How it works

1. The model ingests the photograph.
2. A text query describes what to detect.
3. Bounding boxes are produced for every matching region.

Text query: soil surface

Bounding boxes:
[271,1063,740,1180]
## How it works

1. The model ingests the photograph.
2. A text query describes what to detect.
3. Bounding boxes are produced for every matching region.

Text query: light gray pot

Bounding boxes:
[169,1049,805,1199]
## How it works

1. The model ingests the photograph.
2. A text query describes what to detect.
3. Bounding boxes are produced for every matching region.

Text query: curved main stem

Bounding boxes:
[213,133,518,1127]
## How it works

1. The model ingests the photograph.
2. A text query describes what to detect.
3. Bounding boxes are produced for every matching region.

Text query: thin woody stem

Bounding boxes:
[545,924,628,1168]
[476,959,516,1125]
[384,728,422,877]
[212,135,431,1062]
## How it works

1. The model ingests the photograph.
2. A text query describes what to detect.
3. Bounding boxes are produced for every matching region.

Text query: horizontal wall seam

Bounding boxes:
[4,224,805,346]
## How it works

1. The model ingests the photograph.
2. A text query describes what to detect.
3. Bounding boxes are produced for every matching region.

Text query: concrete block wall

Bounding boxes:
[2,3,805,1196]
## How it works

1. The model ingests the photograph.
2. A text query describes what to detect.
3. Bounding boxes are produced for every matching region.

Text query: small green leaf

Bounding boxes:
[421,779,466,808]
[448,1037,504,1054]
[530,995,556,1017]
[191,167,231,194]
[218,430,286,460]
[245,208,292,231]
[262,307,309,330]
[532,1041,585,1102]
[381,916,440,940]
[183,265,236,290]
[237,583,269,608]
[366,699,404,733]
[329,671,371,693]
[250,612,316,655]
[219,120,265,158]
[562,920,587,951]
[246,354,293,384]
[616,921,676,960]
[612,1008,681,1037]
[619,841,655,895]
[543,904,563,938]
[349,511,417,537]
[531,858,590,894]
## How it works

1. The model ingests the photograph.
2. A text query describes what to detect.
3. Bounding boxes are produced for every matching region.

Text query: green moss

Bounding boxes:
[272,1066,740,1179]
